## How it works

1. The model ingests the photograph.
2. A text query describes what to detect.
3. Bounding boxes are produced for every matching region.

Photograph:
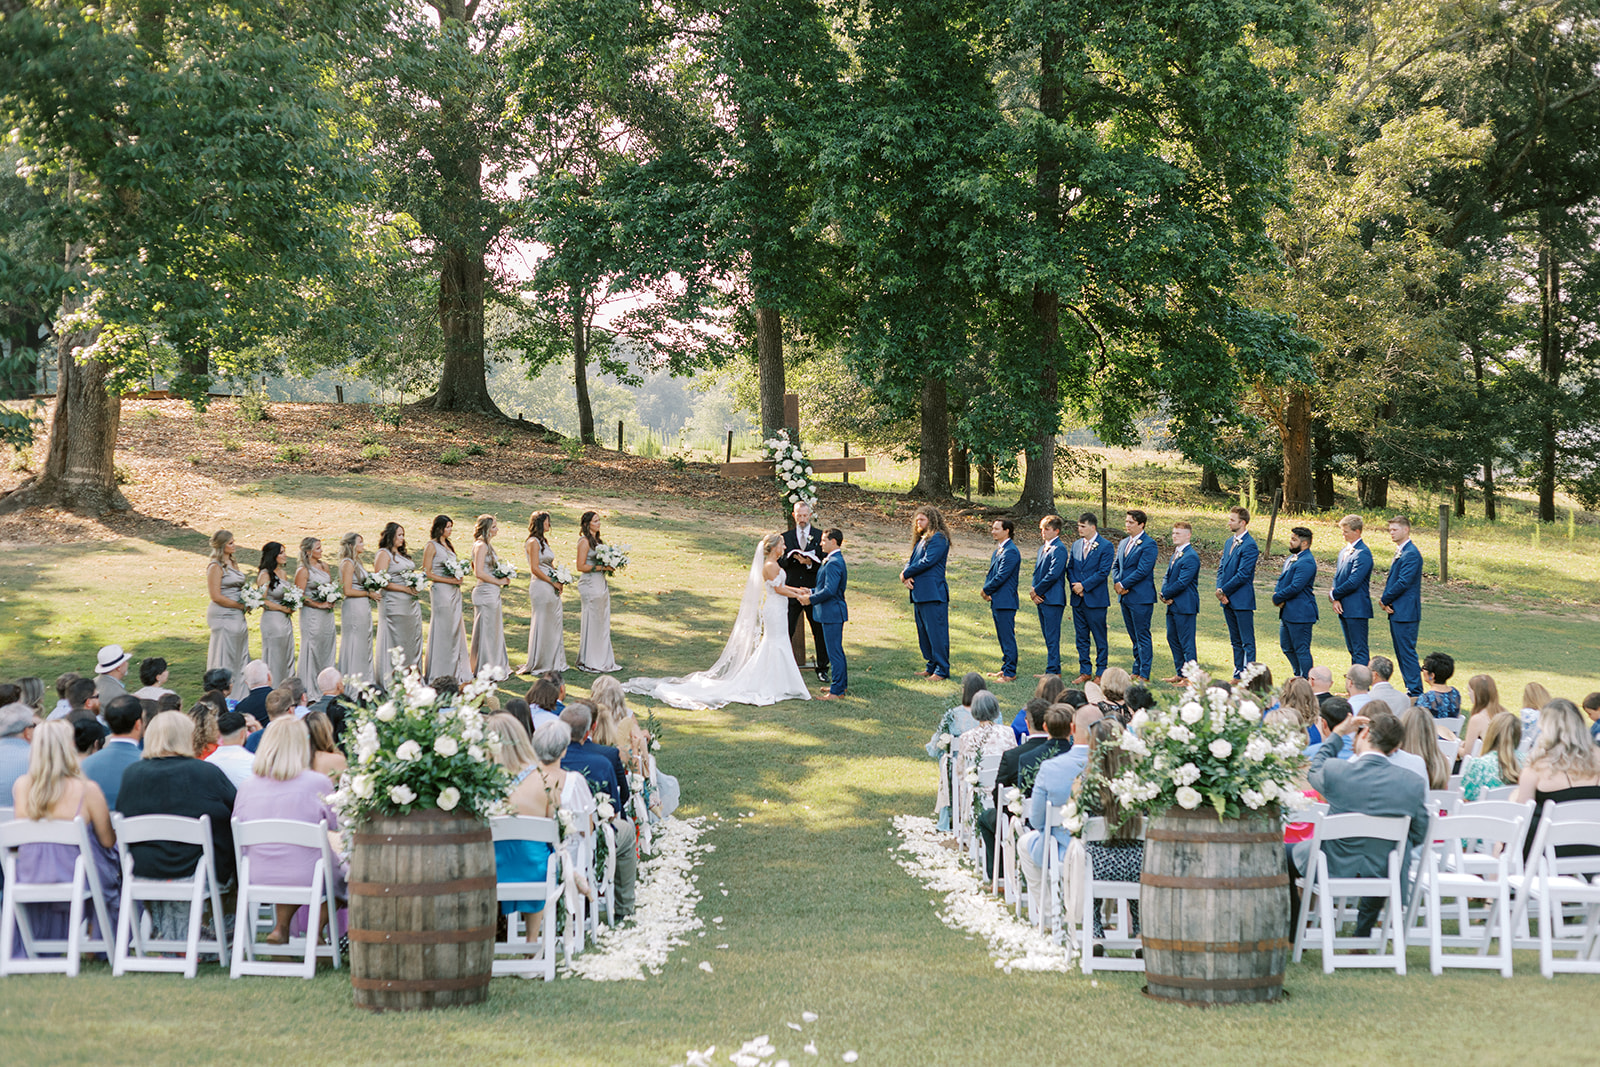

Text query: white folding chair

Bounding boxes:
[229,818,341,978]
[1074,817,1144,973]
[1032,803,1072,938]
[0,817,115,976]
[1481,785,1518,802]
[1437,738,1461,764]
[1530,822,1600,977]
[952,752,974,856]
[489,816,562,980]
[111,813,228,978]
[1509,800,1600,950]
[1412,812,1524,976]
[1447,774,1463,792]
[995,800,1023,910]
[1436,717,1464,737]
[1425,790,1458,816]
[1293,813,1411,973]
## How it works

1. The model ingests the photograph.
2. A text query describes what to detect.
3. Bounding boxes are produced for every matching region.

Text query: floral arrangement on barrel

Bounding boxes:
[762,430,816,509]
[328,661,512,832]
[1063,662,1308,830]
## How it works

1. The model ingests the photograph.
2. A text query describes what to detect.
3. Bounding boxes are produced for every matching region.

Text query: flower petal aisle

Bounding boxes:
[892,815,1076,974]
[564,815,713,981]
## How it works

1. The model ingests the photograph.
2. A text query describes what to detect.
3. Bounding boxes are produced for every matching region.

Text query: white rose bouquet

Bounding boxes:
[278,585,304,612]
[360,571,390,594]
[401,570,428,594]
[236,585,265,613]
[313,580,344,606]
[762,430,817,509]
[437,558,471,581]
[590,543,631,572]
[327,663,513,828]
[490,560,516,582]
[544,563,575,586]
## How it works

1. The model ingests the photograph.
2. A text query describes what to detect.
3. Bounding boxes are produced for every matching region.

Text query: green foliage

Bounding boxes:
[276,443,309,463]
[359,443,390,461]
[493,431,511,447]
[358,430,381,446]
[220,435,241,453]
[438,447,466,466]
[375,403,404,433]
[238,394,270,423]
[666,453,687,472]
[465,442,486,456]
[562,438,585,463]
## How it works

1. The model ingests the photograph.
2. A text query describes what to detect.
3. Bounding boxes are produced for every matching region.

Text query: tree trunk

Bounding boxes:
[1200,464,1223,495]
[1536,238,1561,524]
[951,445,970,497]
[1357,473,1388,510]
[1483,459,1497,521]
[1312,420,1335,510]
[1454,480,1466,518]
[572,296,595,446]
[431,245,500,415]
[1280,387,1312,515]
[978,459,995,496]
[755,306,785,439]
[912,377,951,499]
[0,290,128,516]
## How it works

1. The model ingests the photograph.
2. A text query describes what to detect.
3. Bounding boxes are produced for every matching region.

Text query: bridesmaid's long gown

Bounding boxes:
[298,564,337,699]
[519,538,567,674]
[207,564,250,676]
[373,551,424,682]
[470,543,511,680]
[576,539,619,673]
[259,577,296,689]
[425,540,472,683]
[338,560,374,686]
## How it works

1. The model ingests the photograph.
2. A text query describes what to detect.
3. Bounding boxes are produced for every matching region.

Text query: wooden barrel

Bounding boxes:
[349,809,496,1011]
[1140,806,1289,1005]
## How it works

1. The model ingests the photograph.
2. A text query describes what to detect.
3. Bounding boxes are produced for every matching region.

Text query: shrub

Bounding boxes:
[376,403,403,432]
[114,464,133,485]
[360,443,391,461]
[221,436,242,453]
[466,442,486,457]
[238,394,269,422]
[443,422,462,434]
[563,438,585,462]
[139,407,161,422]
[358,430,381,446]
[276,443,309,463]
[548,460,567,475]
[667,453,688,472]
[439,447,466,466]
[187,453,203,466]
[494,431,512,447]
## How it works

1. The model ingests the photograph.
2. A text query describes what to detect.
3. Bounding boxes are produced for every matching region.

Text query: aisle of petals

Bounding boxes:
[891,815,1076,973]
[564,815,714,981]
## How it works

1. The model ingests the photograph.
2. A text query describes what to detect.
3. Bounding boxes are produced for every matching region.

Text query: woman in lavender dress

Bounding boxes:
[256,541,296,692]
[295,537,338,699]
[206,529,250,675]
[372,522,424,682]
[423,514,472,683]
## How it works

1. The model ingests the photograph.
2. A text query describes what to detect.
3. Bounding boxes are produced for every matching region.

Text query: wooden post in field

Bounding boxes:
[336,385,344,404]
[843,442,851,484]
[1438,503,1450,583]
[617,420,624,452]
[726,430,734,464]
[1100,468,1108,526]
[1263,488,1284,558]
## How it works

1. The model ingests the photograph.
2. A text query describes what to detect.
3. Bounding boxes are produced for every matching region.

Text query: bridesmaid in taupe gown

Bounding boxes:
[575,510,620,673]
[206,529,250,675]
[337,531,376,686]
[423,514,472,683]
[295,536,338,698]
[373,521,424,682]
[469,514,512,680]
[517,510,567,675]
[256,541,296,688]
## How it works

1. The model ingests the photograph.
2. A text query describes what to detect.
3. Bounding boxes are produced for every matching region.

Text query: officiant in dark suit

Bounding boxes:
[783,501,829,683]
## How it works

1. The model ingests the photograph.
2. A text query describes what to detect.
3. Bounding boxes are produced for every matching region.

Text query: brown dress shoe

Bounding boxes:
[1071,674,1092,685]
[1162,675,1187,686]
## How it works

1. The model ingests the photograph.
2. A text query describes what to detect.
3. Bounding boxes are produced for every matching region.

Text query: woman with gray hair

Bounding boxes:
[956,691,1016,815]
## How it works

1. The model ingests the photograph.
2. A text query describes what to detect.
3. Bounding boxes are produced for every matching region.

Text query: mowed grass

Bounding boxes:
[1,471,1598,1066]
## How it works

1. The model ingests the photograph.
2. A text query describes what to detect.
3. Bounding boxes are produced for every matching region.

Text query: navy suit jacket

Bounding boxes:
[1330,539,1374,619]
[1272,550,1319,623]
[1066,535,1113,608]
[1216,532,1259,611]
[983,539,1022,611]
[1111,533,1158,606]
[1309,736,1429,887]
[1380,541,1423,623]
[1160,545,1201,614]
[561,746,622,809]
[809,551,849,625]
[1032,537,1069,606]
[902,533,950,604]
[80,739,142,810]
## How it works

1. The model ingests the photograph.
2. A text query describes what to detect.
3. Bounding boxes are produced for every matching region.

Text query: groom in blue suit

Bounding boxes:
[1111,509,1158,681]
[1159,521,1201,682]
[1330,514,1373,665]
[1272,526,1319,678]
[1067,512,1113,683]
[1215,506,1259,677]
[1030,516,1069,675]
[799,529,849,699]
[1380,515,1423,697]
[981,519,1022,680]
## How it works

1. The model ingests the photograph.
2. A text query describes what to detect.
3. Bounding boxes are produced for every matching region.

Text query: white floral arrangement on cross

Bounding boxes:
[328,662,513,828]
[1066,661,1309,827]
[763,430,817,509]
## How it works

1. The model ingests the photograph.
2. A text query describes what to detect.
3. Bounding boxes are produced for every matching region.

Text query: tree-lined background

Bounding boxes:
[2,0,1597,521]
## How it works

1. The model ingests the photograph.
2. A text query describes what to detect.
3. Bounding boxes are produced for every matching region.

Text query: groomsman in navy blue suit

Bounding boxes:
[798,529,849,699]
[981,519,1022,681]
[1330,514,1373,665]
[1272,526,1319,678]
[1067,512,1114,683]
[1380,515,1424,697]
[1112,509,1158,681]
[1159,520,1201,683]
[1215,505,1259,678]
[1030,516,1069,676]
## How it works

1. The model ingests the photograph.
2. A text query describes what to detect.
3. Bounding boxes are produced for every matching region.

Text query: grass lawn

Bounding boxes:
[2,470,1598,1066]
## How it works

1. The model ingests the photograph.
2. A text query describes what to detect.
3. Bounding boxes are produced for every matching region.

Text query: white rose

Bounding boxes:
[597,799,616,821]
[389,783,417,805]
[395,739,422,762]
[1241,788,1266,810]
[1180,701,1204,724]
[1172,761,1200,786]
[351,774,374,799]
[468,744,485,763]
[1176,786,1203,810]
[1120,733,1149,758]
[434,735,459,758]
[1238,700,1260,719]
[1169,724,1193,744]
[1244,736,1271,762]
[436,786,461,811]
[1128,710,1150,732]
[376,702,397,722]
[1209,738,1233,759]
[1275,740,1302,759]
[1260,779,1281,801]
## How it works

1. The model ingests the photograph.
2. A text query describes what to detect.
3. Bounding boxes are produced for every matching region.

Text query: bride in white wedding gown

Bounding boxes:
[624,533,813,710]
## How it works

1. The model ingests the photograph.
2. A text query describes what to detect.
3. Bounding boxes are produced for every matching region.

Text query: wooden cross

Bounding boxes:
[718,393,867,481]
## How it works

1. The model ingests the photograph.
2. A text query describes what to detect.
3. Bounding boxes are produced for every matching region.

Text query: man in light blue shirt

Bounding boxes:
[0,703,38,803]
[1344,664,1375,714]
[1019,704,1103,889]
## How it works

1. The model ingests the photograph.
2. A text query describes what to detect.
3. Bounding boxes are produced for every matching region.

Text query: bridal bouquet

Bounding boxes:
[278,585,305,612]
[590,543,631,572]
[490,560,517,582]
[313,580,344,606]
[762,430,817,509]
[401,570,428,594]
[545,563,575,586]
[437,558,471,581]
[360,572,390,594]
[236,585,265,613]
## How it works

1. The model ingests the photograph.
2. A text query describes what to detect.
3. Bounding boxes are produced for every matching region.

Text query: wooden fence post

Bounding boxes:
[617,420,624,453]
[1439,503,1450,583]
[843,442,850,484]
[726,429,734,463]
[1100,468,1108,526]
[1263,488,1284,558]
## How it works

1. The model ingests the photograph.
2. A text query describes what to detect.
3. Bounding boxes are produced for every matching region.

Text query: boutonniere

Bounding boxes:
[1083,540,1098,554]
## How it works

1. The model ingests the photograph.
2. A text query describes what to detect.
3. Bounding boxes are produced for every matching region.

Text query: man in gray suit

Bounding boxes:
[1289,708,1429,938]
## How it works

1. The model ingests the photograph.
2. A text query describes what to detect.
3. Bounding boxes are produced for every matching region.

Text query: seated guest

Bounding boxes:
[958,693,1015,835]
[80,695,145,809]
[202,667,235,709]
[429,676,461,704]
[158,692,183,714]
[503,697,534,739]
[976,701,1071,874]
[525,679,563,730]
[0,703,37,800]
[304,710,347,778]
[1416,652,1461,720]
[1584,693,1600,742]
[132,657,176,702]
[930,673,985,757]
[51,673,79,720]
[279,678,310,720]
[558,703,620,808]
[1460,711,1522,801]
[1010,674,1065,744]
[1367,656,1410,716]
[1018,704,1102,893]
[539,669,567,714]
[60,676,97,722]
[189,700,221,760]
[488,715,595,929]
[1125,683,1156,720]
[9,720,121,941]
[588,676,643,771]
[1308,665,1335,707]
[1397,705,1450,789]
[1307,697,1356,761]
[1517,682,1553,756]
[93,645,133,707]
[1096,667,1131,723]
[232,661,275,728]
[1071,717,1145,939]
[1342,664,1374,714]
[1242,663,1276,713]
[73,717,106,757]
[1266,707,1317,845]
[15,677,45,716]
[1281,677,1321,745]
[113,711,238,941]
[308,667,351,743]
[556,702,636,920]
[232,718,344,945]
[204,711,256,789]
[1513,698,1600,861]
[244,690,293,754]
[0,683,19,710]
[1288,709,1429,938]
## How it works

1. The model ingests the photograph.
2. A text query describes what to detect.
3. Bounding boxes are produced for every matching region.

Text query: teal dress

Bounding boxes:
[496,766,554,915]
